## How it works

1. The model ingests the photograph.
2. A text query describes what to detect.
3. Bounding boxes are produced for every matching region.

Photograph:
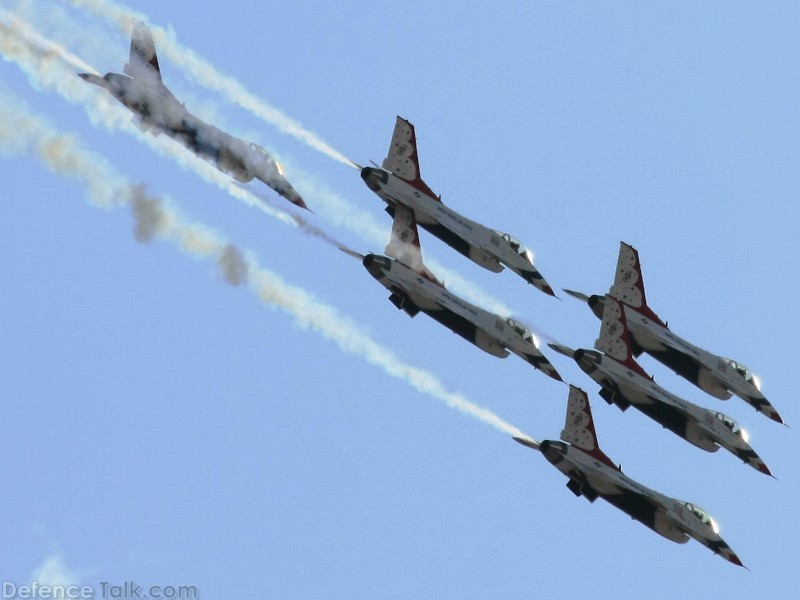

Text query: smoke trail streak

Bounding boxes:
[69,0,355,168]
[3,6,519,317]
[0,90,528,439]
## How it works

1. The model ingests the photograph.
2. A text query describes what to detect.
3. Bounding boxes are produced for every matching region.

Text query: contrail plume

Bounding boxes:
[69,0,355,168]
[0,90,528,439]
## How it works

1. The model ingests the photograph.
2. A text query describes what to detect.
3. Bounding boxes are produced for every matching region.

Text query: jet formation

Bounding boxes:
[71,21,782,567]
[78,22,307,210]
[549,294,771,475]
[564,242,783,424]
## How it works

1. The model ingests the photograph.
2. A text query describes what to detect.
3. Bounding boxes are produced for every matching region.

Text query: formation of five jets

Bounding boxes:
[80,22,782,568]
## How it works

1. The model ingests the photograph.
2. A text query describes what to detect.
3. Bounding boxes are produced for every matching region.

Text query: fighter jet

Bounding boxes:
[564,242,782,424]
[78,21,307,210]
[549,295,771,475]
[362,203,561,381]
[513,385,744,567]
[360,117,555,296]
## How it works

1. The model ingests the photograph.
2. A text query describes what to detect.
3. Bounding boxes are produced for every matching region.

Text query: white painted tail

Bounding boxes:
[608,242,665,326]
[560,385,619,470]
[381,116,438,200]
[385,204,441,285]
[595,295,650,377]
[124,21,162,86]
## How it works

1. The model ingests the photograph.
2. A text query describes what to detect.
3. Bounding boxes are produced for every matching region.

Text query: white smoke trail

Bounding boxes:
[0,90,528,439]
[68,0,355,168]
[61,0,520,316]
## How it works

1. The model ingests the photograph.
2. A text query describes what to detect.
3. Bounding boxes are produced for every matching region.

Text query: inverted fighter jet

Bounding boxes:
[564,242,782,424]
[360,116,555,295]
[362,204,561,381]
[513,386,744,567]
[549,295,771,475]
[78,21,307,210]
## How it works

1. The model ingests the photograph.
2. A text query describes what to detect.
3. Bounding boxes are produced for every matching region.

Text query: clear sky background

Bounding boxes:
[1,1,799,598]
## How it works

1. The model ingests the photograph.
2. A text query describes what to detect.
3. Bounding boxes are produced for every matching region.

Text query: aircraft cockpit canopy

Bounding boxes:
[724,358,762,391]
[683,502,720,534]
[505,318,537,346]
[500,233,534,264]
[715,412,749,442]
[249,143,285,175]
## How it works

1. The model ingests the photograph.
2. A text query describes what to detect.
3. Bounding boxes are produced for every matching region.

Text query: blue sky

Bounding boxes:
[1,1,799,598]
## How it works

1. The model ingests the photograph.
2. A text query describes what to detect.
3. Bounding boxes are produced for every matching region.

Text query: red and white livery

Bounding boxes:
[565,242,783,424]
[513,386,745,567]
[362,204,561,380]
[549,296,772,475]
[360,117,555,295]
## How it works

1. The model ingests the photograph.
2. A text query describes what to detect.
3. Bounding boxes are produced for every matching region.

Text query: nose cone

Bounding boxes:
[520,267,556,297]
[283,187,309,211]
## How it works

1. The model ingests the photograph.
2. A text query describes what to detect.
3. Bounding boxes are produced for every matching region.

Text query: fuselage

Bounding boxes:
[582,294,779,422]
[568,348,769,474]
[538,439,741,564]
[362,253,560,379]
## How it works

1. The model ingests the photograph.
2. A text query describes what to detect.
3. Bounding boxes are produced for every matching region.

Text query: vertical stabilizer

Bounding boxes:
[594,296,650,377]
[560,385,619,470]
[381,117,438,199]
[124,21,162,85]
[608,242,665,325]
[385,204,441,284]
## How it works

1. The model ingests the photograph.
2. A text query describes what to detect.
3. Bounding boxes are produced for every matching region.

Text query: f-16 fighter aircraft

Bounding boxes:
[78,22,307,210]
[564,242,782,424]
[549,296,771,475]
[362,204,561,381]
[360,117,555,296]
[513,386,744,567]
